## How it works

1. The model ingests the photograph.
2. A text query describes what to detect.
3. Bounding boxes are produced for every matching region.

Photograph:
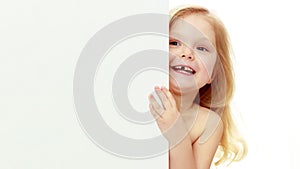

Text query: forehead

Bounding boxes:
[170,13,216,46]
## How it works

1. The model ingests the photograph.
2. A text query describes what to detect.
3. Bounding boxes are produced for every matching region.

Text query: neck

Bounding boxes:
[170,89,199,113]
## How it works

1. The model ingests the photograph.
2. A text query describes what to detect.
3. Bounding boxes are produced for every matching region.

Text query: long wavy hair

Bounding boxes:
[169,5,247,166]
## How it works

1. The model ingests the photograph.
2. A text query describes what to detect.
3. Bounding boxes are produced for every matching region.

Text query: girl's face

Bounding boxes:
[169,13,217,94]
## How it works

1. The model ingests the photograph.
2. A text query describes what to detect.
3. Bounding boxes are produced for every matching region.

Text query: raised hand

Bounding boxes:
[148,86,188,146]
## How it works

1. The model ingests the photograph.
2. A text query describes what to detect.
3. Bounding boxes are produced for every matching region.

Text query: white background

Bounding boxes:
[1,0,300,169]
[171,0,300,169]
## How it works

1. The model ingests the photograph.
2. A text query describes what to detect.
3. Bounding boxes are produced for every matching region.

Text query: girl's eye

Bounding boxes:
[169,41,180,46]
[197,47,209,52]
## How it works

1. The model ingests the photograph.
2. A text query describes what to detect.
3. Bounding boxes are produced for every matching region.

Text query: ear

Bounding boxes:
[208,66,217,84]
[207,78,212,84]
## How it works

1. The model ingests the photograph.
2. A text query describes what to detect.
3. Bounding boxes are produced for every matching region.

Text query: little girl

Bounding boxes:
[148,5,247,169]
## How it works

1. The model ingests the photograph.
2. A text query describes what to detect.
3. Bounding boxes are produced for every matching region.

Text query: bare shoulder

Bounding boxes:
[192,107,224,169]
[196,106,223,144]
[184,105,223,144]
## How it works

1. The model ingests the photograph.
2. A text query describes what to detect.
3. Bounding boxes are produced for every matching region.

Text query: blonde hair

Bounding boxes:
[170,5,247,166]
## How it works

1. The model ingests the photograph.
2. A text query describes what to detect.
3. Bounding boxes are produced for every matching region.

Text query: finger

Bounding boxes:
[149,104,162,120]
[151,91,164,108]
[155,88,171,109]
[161,87,176,107]
[148,94,164,114]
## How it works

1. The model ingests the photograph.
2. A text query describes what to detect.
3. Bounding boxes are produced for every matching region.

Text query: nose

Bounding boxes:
[180,45,194,61]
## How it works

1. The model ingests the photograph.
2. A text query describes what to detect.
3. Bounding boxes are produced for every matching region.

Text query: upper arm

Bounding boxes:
[192,119,224,169]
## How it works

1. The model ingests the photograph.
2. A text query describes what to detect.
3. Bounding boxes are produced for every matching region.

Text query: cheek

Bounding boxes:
[169,50,176,62]
[196,55,217,78]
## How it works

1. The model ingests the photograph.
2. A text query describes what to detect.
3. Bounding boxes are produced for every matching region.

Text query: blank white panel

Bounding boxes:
[0,0,169,169]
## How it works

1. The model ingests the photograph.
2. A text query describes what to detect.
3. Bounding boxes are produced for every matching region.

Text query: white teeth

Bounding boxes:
[184,67,193,72]
[172,65,195,74]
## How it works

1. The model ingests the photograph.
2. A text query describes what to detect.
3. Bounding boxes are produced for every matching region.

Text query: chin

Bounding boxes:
[169,79,199,95]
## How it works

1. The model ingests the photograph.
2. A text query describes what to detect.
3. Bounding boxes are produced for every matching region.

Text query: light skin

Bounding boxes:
[148,14,224,169]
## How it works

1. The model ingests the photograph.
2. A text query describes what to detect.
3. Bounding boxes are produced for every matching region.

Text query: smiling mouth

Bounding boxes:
[171,65,196,75]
